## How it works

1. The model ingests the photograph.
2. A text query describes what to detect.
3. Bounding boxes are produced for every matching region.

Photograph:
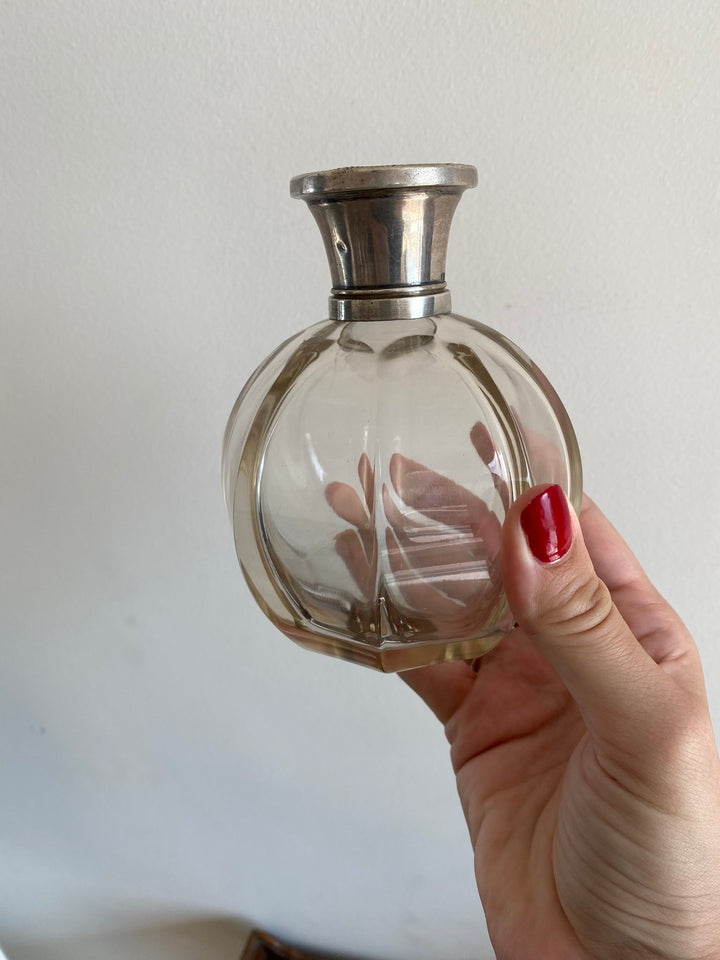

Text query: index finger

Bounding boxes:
[579,495,700,679]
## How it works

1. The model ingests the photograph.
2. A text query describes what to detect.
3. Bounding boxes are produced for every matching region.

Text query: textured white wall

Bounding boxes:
[2,2,720,958]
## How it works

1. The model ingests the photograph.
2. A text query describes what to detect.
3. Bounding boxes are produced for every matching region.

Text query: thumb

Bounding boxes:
[502,484,663,735]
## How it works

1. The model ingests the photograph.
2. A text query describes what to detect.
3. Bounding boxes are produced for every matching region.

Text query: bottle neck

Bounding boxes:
[291,164,476,324]
[329,285,451,321]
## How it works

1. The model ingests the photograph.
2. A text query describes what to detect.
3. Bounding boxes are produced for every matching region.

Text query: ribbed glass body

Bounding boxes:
[222,312,581,671]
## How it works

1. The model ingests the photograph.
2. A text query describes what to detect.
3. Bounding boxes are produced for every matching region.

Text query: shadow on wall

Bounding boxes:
[5,916,254,960]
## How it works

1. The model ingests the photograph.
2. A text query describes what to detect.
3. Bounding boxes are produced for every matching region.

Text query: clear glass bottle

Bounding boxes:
[223,165,582,672]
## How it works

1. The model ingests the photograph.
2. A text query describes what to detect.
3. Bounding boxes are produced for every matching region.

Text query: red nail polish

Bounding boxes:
[520,485,572,563]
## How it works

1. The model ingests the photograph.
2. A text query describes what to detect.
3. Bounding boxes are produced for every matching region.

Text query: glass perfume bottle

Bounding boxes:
[223,164,582,672]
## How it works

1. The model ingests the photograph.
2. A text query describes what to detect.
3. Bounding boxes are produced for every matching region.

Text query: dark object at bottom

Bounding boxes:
[241,930,344,960]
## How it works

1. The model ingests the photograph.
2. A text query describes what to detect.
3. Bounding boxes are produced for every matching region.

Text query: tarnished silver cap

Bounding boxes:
[291,164,477,321]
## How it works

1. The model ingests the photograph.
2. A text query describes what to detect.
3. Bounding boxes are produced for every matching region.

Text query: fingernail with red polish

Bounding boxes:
[520,485,572,563]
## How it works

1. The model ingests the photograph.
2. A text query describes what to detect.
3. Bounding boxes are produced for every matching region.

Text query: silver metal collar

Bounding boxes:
[291,164,476,321]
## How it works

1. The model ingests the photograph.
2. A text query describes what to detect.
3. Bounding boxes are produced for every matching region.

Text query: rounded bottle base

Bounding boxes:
[277,620,507,673]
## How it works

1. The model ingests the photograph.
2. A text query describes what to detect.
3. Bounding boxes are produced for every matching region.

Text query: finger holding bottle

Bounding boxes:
[501,485,707,744]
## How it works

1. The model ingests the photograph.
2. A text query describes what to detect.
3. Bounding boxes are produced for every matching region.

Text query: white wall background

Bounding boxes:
[2,2,720,958]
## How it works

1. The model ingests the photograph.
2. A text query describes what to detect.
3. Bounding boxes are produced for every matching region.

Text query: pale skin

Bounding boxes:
[327,456,720,959]
[404,490,720,960]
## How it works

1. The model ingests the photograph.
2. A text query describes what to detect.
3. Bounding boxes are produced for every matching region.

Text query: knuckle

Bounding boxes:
[542,572,616,641]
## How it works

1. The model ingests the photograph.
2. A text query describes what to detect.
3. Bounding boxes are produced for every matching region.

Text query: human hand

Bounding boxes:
[403,485,720,959]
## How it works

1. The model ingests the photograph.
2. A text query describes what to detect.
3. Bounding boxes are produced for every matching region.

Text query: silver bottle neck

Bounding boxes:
[291,164,475,322]
[329,287,452,322]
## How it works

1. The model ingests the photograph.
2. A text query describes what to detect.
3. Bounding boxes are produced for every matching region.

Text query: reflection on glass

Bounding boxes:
[223,315,581,672]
